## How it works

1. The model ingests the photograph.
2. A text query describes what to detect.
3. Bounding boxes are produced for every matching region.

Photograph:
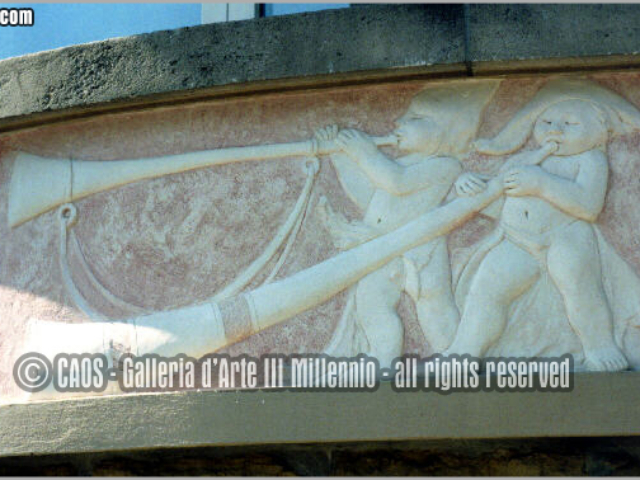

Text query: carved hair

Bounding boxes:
[475,78,640,155]
[406,79,501,156]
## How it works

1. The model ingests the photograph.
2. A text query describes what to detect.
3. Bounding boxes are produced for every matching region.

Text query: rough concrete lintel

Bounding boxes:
[0,64,468,135]
[1,373,639,459]
[4,5,640,133]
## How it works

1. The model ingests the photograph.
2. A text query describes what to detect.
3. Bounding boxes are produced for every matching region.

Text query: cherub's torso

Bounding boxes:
[363,154,457,232]
[501,150,604,235]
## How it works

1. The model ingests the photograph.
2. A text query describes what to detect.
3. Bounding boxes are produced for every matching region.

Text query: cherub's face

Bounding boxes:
[533,100,608,156]
[394,111,443,154]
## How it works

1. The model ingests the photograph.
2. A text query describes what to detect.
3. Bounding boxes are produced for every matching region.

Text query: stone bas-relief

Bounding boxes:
[3,76,640,402]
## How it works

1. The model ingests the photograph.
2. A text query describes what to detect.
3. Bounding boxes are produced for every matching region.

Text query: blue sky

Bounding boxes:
[0,4,201,60]
[0,3,349,60]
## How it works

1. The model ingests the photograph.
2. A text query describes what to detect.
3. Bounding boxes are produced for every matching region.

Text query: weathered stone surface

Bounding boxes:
[5,5,640,132]
[468,4,640,65]
[0,5,466,131]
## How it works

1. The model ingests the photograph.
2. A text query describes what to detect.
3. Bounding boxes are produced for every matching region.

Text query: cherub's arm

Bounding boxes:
[458,142,558,219]
[329,155,375,210]
[454,172,503,219]
[336,129,462,196]
[504,150,608,222]
[315,126,374,211]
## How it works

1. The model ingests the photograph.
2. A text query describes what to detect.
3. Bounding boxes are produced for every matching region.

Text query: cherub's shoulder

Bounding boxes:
[575,149,608,169]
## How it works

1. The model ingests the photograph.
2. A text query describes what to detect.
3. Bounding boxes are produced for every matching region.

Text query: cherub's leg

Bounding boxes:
[355,258,405,367]
[445,240,539,357]
[547,222,628,372]
[415,240,460,352]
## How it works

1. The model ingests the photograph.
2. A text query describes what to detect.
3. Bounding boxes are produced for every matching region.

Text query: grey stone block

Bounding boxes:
[0,5,466,131]
[468,4,640,64]
[1,373,639,458]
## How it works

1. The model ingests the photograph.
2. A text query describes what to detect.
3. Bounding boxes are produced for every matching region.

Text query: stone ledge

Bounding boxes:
[1,373,639,458]
[468,4,640,64]
[4,5,640,133]
[0,4,465,132]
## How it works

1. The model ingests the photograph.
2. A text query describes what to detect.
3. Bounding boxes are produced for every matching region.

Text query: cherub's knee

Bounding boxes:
[548,224,600,281]
[548,247,601,295]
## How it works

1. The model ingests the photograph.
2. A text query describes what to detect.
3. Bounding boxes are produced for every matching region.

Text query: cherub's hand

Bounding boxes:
[541,139,559,155]
[335,129,379,161]
[315,124,339,142]
[504,166,547,197]
[316,195,378,250]
[455,172,488,197]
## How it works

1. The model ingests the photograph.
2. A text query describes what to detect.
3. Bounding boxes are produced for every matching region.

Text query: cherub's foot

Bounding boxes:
[584,345,629,372]
[421,318,457,353]
[442,340,482,358]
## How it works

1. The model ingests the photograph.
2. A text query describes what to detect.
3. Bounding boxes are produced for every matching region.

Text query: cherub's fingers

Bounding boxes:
[467,177,487,190]
[337,130,354,143]
[542,140,559,153]
[315,130,329,141]
[458,183,470,196]
[465,175,482,185]
[334,136,348,149]
[467,181,484,194]
[317,124,340,141]
[339,130,356,140]
[504,172,519,182]
[353,130,368,140]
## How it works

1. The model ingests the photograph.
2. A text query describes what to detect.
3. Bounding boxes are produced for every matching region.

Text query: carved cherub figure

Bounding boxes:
[316,80,500,365]
[447,79,640,371]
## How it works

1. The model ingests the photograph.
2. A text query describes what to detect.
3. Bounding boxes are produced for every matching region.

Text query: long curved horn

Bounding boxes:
[128,179,504,357]
[24,180,502,383]
[8,135,397,228]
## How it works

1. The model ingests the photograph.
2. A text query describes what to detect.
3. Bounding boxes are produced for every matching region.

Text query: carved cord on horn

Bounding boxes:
[57,157,320,320]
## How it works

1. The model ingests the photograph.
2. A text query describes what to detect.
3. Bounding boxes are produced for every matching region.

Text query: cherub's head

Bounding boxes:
[394,80,501,157]
[533,100,608,156]
[475,78,640,157]
[394,108,443,155]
